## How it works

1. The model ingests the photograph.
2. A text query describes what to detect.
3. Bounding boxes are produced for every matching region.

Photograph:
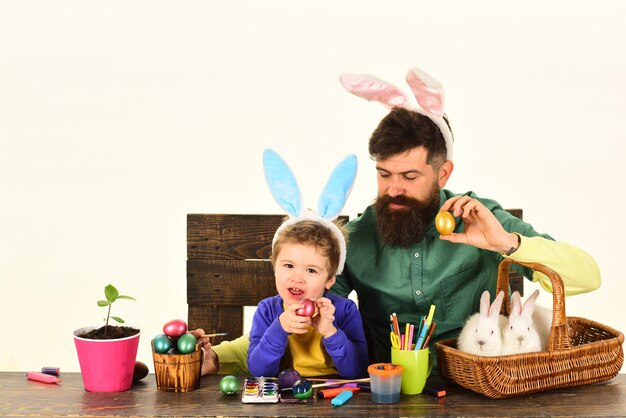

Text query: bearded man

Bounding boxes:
[330,103,600,364]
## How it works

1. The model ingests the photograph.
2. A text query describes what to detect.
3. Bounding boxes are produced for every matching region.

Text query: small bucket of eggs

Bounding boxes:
[151,319,203,392]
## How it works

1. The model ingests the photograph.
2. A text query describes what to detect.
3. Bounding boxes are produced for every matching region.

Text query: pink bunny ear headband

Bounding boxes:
[340,66,454,160]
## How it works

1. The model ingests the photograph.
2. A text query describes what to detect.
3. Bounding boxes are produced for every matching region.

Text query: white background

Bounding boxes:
[1,1,624,373]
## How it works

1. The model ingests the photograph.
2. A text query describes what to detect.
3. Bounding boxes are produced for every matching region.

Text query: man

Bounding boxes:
[329,107,599,364]
[194,67,600,372]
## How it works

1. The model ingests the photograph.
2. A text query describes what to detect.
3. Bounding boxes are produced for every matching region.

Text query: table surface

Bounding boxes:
[1,372,625,417]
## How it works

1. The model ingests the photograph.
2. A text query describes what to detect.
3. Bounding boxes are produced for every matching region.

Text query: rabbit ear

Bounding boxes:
[263,149,302,218]
[510,291,522,316]
[522,289,540,317]
[340,73,412,109]
[489,291,505,317]
[479,291,491,316]
[317,154,358,220]
[405,67,445,117]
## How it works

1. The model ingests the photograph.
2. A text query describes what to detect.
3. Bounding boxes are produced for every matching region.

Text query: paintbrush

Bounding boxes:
[281,377,370,391]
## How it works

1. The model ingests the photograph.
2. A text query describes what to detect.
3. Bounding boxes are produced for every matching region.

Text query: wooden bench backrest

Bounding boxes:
[187,214,348,341]
[187,210,523,341]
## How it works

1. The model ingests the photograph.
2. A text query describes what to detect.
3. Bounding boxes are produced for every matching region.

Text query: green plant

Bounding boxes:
[97,284,136,336]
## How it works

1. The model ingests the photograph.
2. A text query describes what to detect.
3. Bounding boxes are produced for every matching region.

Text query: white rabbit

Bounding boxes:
[457,290,507,356]
[501,289,552,355]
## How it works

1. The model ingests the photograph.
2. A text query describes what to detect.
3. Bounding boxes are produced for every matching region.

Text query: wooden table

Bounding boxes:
[1,372,625,417]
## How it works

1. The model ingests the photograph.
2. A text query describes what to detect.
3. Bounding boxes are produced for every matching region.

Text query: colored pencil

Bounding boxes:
[392,313,400,337]
[426,304,436,326]
[416,315,425,337]
[404,323,410,350]
[421,322,437,350]
[407,324,414,350]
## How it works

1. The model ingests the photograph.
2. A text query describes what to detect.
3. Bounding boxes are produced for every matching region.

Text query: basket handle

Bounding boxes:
[495,258,571,352]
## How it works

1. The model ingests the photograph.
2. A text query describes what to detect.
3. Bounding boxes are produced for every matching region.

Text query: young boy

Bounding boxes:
[192,149,366,377]
[246,219,368,379]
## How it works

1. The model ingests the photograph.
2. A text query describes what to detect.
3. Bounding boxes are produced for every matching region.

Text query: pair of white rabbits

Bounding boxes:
[457,289,553,356]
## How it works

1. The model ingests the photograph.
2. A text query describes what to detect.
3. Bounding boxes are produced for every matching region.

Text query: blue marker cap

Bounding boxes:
[331,389,353,407]
[41,367,60,376]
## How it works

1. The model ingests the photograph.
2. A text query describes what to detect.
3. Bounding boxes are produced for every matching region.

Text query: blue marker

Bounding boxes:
[414,321,430,349]
[331,389,353,407]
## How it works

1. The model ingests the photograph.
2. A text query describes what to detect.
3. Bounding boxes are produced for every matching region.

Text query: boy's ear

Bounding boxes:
[325,275,337,289]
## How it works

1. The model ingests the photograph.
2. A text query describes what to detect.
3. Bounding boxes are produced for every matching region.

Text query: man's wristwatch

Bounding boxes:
[503,233,521,256]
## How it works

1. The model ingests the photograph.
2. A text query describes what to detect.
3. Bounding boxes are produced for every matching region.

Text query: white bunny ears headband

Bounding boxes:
[263,149,358,276]
[340,66,454,160]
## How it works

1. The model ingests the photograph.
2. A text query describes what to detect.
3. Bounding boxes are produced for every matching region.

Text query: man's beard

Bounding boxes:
[375,185,441,248]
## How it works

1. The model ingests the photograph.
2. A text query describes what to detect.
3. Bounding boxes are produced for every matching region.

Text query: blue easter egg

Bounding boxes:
[153,334,172,353]
[293,379,313,399]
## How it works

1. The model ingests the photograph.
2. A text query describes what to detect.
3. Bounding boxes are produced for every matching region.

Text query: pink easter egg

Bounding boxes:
[163,319,188,338]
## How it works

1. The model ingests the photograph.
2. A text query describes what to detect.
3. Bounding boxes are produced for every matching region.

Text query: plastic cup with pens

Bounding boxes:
[391,347,433,395]
[389,306,436,395]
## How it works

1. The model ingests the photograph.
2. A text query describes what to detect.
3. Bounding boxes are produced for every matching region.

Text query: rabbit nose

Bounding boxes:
[517,336,524,343]
[477,340,485,347]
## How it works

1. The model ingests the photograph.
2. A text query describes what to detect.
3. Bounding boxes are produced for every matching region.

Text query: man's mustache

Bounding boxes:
[379,195,419,207]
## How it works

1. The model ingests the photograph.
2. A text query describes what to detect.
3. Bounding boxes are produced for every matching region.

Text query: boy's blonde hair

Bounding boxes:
[271,219,348,281]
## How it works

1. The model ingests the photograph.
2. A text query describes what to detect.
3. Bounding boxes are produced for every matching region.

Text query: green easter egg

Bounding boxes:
[293,379,313,399]
[153,334,172,353]
[177,332,197,354]
[219,375,240,395]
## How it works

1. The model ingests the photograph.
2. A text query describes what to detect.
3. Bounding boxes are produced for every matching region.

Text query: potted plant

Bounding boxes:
[73,284,140,392]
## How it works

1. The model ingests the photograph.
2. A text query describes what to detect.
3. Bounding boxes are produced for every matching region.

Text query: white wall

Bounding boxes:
[1,1,625,373]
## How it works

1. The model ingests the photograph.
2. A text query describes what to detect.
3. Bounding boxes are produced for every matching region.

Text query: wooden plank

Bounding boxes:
[187,214,350,260]
[187,259,275,305]
[506,208,523,220]
[505,208,524,295]
[1,372,625,416]
[188,305,243,341]
[187,214,284,260]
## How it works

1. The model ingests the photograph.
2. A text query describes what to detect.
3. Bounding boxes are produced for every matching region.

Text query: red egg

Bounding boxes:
[295,299,315,317]
[163,319,188,338]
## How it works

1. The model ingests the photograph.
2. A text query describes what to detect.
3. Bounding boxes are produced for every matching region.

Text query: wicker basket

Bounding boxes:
[435,258,624,399]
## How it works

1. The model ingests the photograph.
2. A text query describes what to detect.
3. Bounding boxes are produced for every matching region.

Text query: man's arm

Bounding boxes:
[440,194,600,295]
[212,335,250,375]
[507,235,600,295]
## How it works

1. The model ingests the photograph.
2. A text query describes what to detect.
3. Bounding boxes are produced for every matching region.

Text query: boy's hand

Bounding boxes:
[190,328,218,375]
[311,297,337,338]
[279,303,312,334]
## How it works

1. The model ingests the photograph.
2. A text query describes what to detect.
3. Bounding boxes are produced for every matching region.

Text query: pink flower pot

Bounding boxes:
[73,326,141,392]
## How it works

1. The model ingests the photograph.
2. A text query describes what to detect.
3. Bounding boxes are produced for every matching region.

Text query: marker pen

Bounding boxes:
[41,367,60,376]
[425,386,446,398]
[317,386,360,399]
[331,390,353,407]
[26,372,60,384]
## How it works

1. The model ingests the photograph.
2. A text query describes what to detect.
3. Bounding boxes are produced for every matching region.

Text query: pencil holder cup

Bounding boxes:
[368,363,404,403]
[151,340,203,392]
[391,347,434,395]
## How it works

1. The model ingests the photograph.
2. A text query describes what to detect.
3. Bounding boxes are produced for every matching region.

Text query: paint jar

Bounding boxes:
[367,363,403,403]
